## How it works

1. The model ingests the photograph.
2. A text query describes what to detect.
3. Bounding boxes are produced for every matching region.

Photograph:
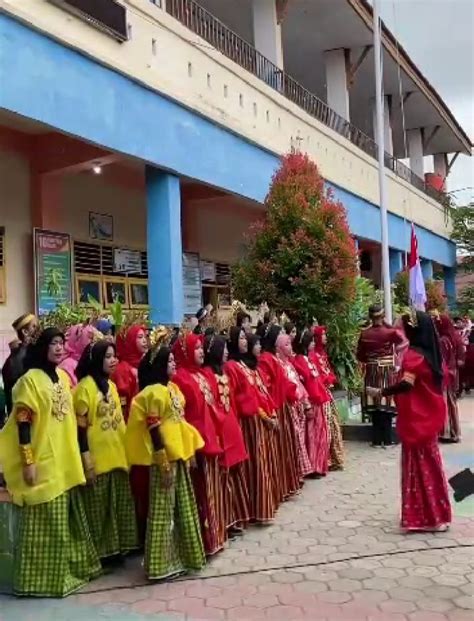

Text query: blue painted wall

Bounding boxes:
[0,14,456,267]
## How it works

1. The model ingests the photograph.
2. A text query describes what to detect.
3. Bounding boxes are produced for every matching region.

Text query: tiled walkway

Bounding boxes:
[2,397,473,621]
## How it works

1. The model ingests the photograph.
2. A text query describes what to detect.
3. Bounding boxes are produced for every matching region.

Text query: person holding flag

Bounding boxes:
[409,224,427,311]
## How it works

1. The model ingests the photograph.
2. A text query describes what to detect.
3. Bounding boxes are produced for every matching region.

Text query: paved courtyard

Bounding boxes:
[1,397,473,621]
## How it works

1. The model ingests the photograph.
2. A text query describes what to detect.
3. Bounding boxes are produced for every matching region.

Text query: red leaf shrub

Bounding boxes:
[232,152,358,325]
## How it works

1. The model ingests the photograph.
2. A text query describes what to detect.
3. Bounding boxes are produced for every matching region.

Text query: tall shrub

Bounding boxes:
[232,152,358,325]
[232,152,360,390]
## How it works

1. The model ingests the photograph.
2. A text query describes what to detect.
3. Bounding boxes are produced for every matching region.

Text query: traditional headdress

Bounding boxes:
[12,313,36,333]
[148,325,174,362]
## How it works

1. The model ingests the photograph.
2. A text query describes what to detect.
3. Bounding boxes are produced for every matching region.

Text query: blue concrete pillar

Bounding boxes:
[443,266,456,309]
[389,248,403,282]
[421,259,433,281]
[146,167,183,325]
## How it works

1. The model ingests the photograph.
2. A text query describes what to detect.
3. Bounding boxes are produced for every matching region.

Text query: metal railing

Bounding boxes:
[166,0,445,206]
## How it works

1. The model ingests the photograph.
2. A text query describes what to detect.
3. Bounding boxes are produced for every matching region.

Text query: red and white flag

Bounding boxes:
[408,224,426,310]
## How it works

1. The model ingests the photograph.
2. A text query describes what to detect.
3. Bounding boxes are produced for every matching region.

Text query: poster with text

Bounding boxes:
[182,252,202,316]
[34,229,73,315]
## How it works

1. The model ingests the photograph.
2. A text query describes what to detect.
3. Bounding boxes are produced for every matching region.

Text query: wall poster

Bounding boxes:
[34,229,73,315]
[182,252,202,316]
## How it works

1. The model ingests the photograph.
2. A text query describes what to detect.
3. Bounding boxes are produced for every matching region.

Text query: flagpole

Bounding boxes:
[373,0,393,323]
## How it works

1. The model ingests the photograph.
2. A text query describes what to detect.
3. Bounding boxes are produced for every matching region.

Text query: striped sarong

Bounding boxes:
[327,400,345,470]
[241,416,276,523]
[14,489,102,597]
[191,454,226,556]
[306,404,330,476]
[145,462,205,580]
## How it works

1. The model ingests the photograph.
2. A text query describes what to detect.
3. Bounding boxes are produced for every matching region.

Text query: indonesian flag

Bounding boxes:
[408,224,426,310]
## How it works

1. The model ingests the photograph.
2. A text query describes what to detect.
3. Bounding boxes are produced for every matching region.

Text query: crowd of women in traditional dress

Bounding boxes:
[0,310,345,598]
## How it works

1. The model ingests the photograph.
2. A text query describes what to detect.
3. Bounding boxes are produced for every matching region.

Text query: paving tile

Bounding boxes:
[388,587,425,601]
[130,599,168,614]
[379,599,418,614]
[454,595,474,610]
[327,578,363,592]
[415,598,455,613]
[205,594,243,610]
[317,590,353,604]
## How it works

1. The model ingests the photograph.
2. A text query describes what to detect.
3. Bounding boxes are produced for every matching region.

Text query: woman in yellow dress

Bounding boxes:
[0,328,101,597]
[126,328,206,580]
[74,339,138,561]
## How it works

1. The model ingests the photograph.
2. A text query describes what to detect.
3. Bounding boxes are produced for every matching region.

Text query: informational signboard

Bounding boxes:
[34,229,73,315]
[182,252,202,316]
[200,260,216,283]
[113,247,142,274]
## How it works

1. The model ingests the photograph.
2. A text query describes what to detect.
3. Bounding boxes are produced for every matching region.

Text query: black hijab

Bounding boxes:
[293,328,313,356]
[203,335,226,376]
[24,327,64,384]
[404,311,443,389]
[227,326,245,362]
[138,347,171,390]
[261,324,282,354]
[242,333,260,370]
[76,340,114,399]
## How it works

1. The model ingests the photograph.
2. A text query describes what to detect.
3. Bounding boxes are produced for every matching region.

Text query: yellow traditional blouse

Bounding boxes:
[126,382,204,466]
[73,376,128,475]
[0,369,85,506]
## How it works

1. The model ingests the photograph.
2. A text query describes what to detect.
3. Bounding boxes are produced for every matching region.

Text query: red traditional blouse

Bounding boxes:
[202,368,248,468]
[173,368,224,457]
[395,349,446,446]
[293,354,329,406]
[258,352,297,409]
[112,361,138,422]
[225,360,276,418]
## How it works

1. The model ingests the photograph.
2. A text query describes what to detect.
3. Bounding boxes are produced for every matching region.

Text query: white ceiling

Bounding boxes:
[196,0,471,158]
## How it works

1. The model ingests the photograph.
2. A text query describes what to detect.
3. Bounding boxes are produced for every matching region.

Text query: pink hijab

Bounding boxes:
[59,323,96,386]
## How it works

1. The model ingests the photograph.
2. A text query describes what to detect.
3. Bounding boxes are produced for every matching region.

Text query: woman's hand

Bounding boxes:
[81,451,96,485]
[366,386,381,399]
[22,464,37,486]
[160,463,175,490]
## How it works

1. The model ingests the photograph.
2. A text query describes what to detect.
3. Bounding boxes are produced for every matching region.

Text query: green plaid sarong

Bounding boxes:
[14,489,102,597]
[145,461,205,580]
[81,469,138,559]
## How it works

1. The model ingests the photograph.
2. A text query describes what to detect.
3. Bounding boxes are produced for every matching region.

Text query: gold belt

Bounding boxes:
[367,356,395,367]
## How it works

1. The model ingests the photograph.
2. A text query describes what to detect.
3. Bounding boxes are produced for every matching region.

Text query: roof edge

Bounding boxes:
[349,0,472,155]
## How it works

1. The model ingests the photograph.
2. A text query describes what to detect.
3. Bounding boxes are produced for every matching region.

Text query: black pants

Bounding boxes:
[371,411,393,446]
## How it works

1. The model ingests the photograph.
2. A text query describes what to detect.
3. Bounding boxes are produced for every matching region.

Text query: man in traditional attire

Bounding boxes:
[1,313,39,421]
[357,304,407,447]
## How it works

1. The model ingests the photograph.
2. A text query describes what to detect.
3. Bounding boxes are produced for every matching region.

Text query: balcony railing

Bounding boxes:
[166,0,445,206]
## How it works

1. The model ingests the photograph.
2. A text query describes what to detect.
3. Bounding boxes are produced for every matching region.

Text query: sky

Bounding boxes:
[377,0,474,206]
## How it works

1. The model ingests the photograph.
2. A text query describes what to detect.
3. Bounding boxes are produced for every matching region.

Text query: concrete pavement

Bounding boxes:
[1,397,472,621]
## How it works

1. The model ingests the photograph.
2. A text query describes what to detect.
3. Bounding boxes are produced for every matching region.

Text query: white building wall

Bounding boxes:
[0,150,33,360]
[0,0,450,240]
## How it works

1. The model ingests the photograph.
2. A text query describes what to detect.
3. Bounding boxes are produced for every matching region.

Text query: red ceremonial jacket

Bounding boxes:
[173,368,224,457]
[395,349,446,446]
[258,352,297,409]
[293,354,329,406]
[201,368,248,468]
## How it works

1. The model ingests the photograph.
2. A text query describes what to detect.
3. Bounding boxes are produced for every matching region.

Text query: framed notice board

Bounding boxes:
[34,229,73,315]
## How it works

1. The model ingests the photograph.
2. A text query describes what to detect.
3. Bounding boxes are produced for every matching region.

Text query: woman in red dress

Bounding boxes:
[435,314,461,443]
[225,328,278,523]
[172,332,226,555]
[112,324,149,543]
[202,334,250,534]
[275,332,313,480]
[367,311,451,532]
[294,329,330,477]
[312,326,344,470]
[258,324,301,500]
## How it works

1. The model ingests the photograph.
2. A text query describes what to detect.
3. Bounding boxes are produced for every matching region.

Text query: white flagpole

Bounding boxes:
[373,0,393,323]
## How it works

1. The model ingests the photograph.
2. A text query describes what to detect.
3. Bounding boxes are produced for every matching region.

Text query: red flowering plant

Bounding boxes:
[232,152,359,389]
